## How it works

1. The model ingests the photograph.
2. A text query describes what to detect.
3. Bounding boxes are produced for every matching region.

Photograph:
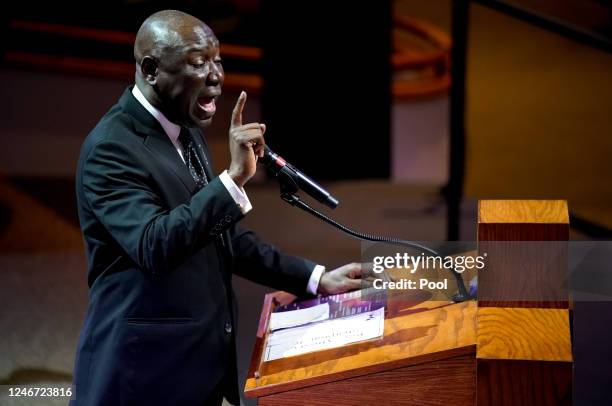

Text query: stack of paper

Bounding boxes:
[264,307,385,361]
[269,302,330,331]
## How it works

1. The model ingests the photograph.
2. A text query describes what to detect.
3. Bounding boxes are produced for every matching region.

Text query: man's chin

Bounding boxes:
[192,114,214,128]
[199,117,213,127]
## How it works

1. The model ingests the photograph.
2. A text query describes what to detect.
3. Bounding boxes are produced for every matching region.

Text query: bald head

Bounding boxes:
[134,10,215,64]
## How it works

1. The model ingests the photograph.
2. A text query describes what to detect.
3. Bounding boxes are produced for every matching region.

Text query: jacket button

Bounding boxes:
[224,321,232,335]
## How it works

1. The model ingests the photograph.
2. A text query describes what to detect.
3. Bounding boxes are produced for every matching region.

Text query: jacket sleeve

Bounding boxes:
[230,225,316,296]
[81,139,244,275]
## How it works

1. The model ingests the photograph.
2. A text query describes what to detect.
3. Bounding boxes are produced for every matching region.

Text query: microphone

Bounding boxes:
[260,145,339,209]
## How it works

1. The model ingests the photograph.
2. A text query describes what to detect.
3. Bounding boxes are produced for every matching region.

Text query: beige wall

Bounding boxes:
[466,4,612,205]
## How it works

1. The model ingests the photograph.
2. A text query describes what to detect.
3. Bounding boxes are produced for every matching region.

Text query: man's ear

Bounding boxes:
[140,56,158,85]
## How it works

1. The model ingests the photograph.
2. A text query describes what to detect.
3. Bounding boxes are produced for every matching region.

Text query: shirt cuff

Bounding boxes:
[219,170,253,215]
[307,265,325,295]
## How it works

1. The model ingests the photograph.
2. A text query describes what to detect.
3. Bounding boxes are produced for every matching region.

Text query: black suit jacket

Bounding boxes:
[71,87,316,405]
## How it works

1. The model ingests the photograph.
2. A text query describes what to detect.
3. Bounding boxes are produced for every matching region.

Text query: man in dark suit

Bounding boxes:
[72,9,367,406]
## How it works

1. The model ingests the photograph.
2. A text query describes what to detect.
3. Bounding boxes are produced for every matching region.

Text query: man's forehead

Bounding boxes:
[180,24,218,50]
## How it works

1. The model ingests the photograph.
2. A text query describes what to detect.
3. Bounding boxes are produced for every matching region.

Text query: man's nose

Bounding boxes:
[206,64,222,85]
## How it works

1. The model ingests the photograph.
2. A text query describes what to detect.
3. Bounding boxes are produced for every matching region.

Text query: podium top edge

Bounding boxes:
[478,200,569,224]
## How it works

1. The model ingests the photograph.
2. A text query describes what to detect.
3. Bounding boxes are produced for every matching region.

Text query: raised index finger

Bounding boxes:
[231,91,246,128]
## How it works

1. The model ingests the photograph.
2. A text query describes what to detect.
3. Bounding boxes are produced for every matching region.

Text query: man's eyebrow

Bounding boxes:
[185,46,205,53]
[184,45,220,55]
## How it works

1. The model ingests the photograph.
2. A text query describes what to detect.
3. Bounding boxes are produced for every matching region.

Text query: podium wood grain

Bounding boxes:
[476,200,572,405]
[478,200,569,225]
[477,307,572,362]
[259,355,475,406]
[474,306,573,405]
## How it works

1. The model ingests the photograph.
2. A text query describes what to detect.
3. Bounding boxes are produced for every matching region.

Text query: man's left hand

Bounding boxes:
[317,263,372,295]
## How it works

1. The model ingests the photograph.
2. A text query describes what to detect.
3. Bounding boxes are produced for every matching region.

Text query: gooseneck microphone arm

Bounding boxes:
[260,146,472,302]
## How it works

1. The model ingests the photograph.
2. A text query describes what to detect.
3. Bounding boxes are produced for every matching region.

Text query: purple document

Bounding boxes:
[274,287,387,320]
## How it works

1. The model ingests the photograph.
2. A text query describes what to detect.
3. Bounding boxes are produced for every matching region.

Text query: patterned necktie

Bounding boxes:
[178,128,208,189]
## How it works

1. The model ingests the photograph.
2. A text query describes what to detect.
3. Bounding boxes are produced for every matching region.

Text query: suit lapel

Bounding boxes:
[119,87,198,194]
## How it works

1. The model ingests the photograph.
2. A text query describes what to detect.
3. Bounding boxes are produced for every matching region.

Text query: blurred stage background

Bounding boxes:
[0,1,611,405]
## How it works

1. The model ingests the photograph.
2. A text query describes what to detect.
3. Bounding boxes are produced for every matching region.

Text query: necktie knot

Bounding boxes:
[178,128,195,151]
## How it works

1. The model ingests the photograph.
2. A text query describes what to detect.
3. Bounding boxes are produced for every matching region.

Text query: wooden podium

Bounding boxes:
[244,200,573,405]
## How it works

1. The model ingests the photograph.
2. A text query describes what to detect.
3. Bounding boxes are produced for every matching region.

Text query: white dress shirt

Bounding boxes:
[132,85,324,294]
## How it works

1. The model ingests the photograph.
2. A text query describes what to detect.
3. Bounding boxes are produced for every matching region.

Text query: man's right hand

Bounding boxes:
[228,91,265,188]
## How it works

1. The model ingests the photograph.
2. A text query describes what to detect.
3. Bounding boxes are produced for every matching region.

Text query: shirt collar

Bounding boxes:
[132,85,181,143]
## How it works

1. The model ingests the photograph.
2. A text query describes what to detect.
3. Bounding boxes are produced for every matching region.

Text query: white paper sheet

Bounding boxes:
[264,307,385,361]
[269,302,330,331]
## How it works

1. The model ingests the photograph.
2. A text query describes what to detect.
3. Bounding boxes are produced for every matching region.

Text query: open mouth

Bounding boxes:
[197,95,217,115]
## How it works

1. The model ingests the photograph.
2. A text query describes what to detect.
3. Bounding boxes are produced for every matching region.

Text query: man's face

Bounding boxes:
[154,25,224,128]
